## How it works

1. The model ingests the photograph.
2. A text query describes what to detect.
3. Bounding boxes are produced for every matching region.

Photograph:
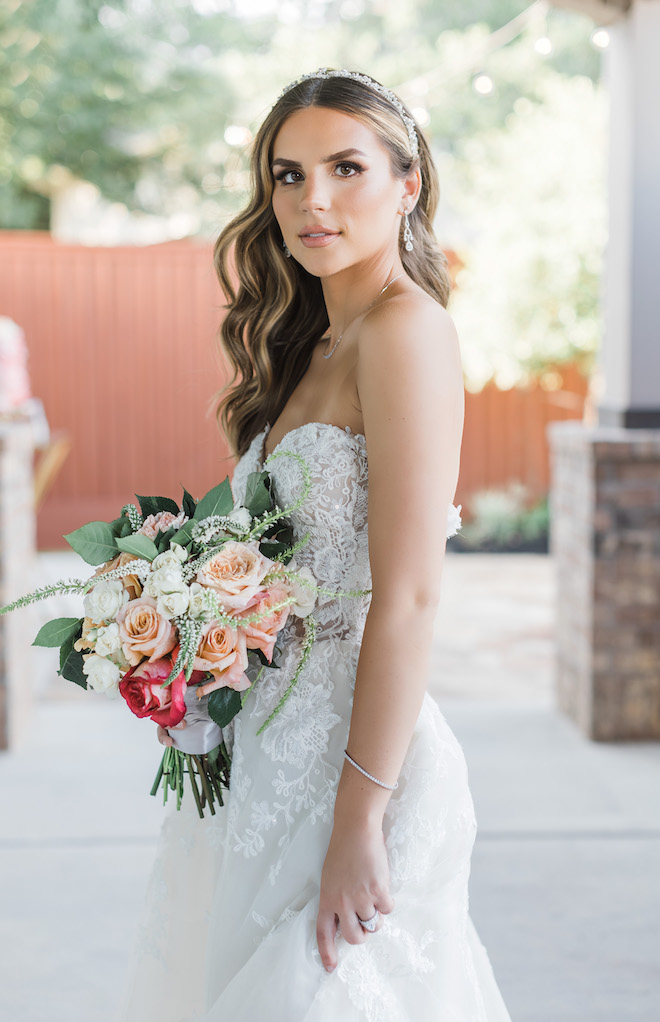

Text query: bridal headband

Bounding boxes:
[276,68,420,161]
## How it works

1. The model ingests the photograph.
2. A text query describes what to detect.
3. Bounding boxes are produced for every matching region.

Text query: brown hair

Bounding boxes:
[214,71,452,458]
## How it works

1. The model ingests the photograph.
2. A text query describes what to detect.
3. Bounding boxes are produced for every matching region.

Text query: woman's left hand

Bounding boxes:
[316,817,394,973]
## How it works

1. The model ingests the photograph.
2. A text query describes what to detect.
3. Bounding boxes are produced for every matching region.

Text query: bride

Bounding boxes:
[119,68,512,1021]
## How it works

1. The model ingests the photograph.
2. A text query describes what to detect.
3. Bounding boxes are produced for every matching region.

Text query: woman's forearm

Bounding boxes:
[333,592,440,826]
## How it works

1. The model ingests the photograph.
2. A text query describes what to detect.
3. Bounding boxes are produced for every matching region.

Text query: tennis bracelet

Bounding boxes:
[344,750,399,790]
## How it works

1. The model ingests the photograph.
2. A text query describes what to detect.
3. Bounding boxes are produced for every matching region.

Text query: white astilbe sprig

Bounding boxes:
[256,615,317,735]
[246,450,313,542]
[282,566,372,600]
[0,558,155,616]
[163,615,206,686]
[120,503,143,531]
[90,559,153,584]
[0,578,96,614]
[191,515,249,547]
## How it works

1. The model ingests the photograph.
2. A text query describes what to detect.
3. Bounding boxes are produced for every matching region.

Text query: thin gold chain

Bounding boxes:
[321,273,405,360]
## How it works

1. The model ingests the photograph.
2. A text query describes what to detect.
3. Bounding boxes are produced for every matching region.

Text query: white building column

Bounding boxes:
[598,0,660,426]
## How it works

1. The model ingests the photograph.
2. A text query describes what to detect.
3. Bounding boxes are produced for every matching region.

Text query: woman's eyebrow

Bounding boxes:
[271,148,368,169]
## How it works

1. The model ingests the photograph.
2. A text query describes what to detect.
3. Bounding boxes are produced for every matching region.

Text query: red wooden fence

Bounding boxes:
[0,232,587,549]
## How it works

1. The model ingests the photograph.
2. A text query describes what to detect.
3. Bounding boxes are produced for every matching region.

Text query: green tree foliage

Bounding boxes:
[0,0,607,383]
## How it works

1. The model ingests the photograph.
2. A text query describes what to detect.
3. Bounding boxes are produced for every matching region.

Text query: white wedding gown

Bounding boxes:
[118,421,512,1022]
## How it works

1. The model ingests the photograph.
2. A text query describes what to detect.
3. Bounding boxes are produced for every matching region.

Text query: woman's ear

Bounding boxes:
[401,167,422,211]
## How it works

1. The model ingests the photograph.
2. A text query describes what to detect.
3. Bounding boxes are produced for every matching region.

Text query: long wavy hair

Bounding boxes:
[214,71,452,459]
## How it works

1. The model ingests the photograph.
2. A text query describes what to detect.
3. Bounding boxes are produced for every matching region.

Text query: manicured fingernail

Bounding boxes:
[325,964,335,973]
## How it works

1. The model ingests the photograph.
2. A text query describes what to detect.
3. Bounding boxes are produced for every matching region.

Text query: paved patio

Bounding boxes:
[1,552,658,1021]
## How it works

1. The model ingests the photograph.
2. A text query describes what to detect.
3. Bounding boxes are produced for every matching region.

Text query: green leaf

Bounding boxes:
[64,521,119,566]
[252,647,279,669]
[181,487,197,519]
[59,647,88,689]
[109,516,133,539]
[208,687,242,727]
[33,617,84,648]
[193,478,234,521]
[244,471,272,518]
[116,533,159,561]
[155,524,178,552]
[170,520,195,547]
[135,494,181,518]
[259,541,290,560]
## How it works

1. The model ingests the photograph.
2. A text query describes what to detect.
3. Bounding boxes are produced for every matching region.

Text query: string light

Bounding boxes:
[591,28,610,50]
[473,73,494,96]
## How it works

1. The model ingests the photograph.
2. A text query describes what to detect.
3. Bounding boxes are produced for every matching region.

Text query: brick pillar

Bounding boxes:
[0,420,36,750]
[548,421,660,740]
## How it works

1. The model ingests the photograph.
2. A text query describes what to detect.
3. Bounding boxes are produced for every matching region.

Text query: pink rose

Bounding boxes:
[237,582,291,663]
[116,594,176,666]
[194,621,250,697]
[195,541,274,611]
[138,510,188,540]
[119,653,204,727]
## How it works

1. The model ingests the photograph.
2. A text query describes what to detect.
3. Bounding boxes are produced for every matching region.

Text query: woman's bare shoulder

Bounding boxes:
[357,288,460,369]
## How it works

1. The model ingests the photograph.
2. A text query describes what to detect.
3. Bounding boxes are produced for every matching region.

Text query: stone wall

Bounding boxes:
[0,419,36,749]
[548,422,660,740]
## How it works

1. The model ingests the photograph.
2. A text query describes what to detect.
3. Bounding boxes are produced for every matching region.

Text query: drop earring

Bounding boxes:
[403,210,414,252]
[283,240,291,258]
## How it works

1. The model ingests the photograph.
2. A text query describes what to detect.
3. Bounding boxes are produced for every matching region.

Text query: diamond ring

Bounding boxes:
[357,910,379,933]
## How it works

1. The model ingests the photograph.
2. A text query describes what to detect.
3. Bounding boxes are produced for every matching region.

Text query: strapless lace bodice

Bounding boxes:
[232,422,371,640]
[231,421,461,640]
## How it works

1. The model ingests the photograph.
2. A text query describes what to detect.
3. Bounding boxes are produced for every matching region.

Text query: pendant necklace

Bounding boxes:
[321,273,405,360]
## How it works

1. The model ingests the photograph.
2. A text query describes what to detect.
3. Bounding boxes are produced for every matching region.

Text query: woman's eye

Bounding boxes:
[335,162,361,177]
[275,169,303,185]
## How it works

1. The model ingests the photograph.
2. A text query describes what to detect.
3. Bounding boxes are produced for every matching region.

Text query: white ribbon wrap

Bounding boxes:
[167,685,223,755]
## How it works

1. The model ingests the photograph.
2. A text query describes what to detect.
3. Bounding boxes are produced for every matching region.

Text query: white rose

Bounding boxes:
[226,506,252,530]
[82,654,121,697]
[145,566,185,599]
[94,622,121,657]
[152,550,185,572]
[83,580,128,625]
[156,586,190,619]
[170,542,188,563]
[287,561,317,618]
[188,582,210,620]
[446,503,463,539]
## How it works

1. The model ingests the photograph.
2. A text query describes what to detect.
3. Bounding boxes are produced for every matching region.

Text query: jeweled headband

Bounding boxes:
[276,68,419,161]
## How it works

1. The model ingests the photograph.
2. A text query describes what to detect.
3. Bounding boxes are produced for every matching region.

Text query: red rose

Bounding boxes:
[119,651,204,728]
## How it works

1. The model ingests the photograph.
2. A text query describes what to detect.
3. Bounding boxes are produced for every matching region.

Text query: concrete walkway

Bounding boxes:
[1,553,659,1021]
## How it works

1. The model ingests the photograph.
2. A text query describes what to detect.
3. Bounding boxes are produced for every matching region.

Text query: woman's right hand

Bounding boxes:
[157,725,173,747]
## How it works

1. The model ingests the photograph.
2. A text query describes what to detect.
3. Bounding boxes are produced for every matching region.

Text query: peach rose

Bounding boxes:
[237,582,291,663]
[138,510,188,540]
[195,541,274,611]
[94,551,143,600]
[116,595,177,666]
[194,621,250,697]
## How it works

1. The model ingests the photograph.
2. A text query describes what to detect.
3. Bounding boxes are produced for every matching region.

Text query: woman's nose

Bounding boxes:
[298,171,330,212]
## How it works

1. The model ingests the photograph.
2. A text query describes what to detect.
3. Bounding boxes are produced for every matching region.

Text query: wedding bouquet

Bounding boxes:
[0,452,345,818]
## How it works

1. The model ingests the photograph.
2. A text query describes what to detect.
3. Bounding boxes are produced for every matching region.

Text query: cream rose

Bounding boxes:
[116,595,177,666]
[144,566,186,600]
[152,549,185,573]
[226,506,252,530]
[83,580,129,626]
[187,582,210,620]
[82,654,121,697]
[94,622,122,657]
[195,541,273,611]
[285,560,318,618]
[156,586,190,620]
